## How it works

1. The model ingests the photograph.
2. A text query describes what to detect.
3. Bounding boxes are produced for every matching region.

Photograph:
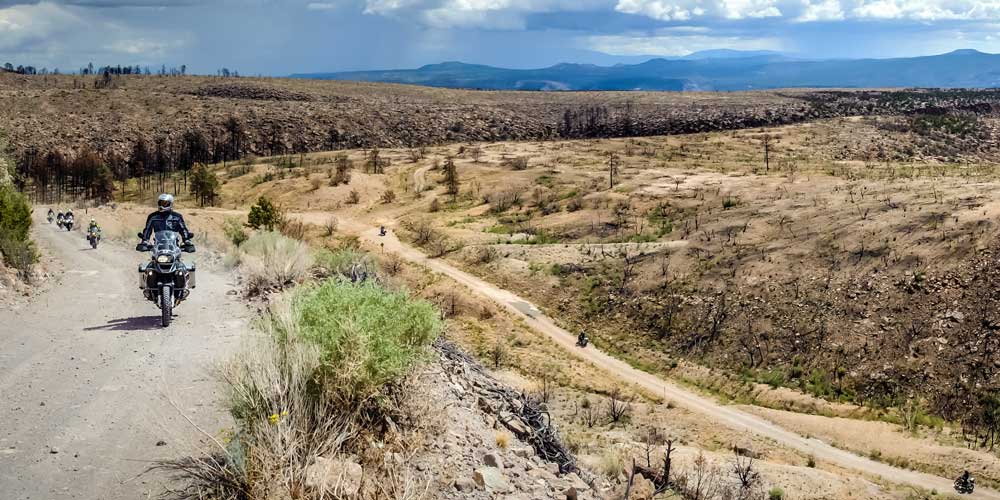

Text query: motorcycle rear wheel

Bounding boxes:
[160,285,172,327]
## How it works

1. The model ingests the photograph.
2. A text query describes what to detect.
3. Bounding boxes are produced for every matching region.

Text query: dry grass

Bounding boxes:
[236,231,313,293]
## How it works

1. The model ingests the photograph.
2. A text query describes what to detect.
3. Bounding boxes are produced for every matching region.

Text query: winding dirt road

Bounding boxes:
[0,214,246,499]
[334,215,1000,499]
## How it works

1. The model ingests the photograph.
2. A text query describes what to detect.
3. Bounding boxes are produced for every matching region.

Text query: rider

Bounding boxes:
[88,218,101,234]
[138,194,193,247]
[578,330,588,346]
[47,207,54,219]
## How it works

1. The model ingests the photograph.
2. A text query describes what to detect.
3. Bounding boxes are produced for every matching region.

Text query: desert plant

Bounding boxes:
[0,185,35,279]
[223,216,249,247]
[323,216,338,236]
[381,189,396,204]
[279,218,307,241]
[238,231,313,293]
[768,487,784,500]
[189,163,221,206]
[346,189,360,205]
[273,280,442,404]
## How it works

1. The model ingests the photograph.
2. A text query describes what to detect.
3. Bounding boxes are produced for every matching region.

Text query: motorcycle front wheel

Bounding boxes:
[90,237,98,249]
[160,285,172,327]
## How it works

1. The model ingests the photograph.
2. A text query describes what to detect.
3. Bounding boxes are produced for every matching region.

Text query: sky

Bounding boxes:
[2,0,1000,75]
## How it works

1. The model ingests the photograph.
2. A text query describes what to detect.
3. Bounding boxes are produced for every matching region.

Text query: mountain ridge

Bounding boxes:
[291,49,1000,91]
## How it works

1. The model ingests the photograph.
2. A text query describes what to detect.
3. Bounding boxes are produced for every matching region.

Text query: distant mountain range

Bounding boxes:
[291,49,1000,91]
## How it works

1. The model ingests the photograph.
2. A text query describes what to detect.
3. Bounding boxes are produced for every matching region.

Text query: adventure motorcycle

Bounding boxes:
[87,228,101,249]
[64,215,74,231]
[955,474,975,495]
[47,213,54,224]
[56,215,64,229]
[136,230,196,327]
[576,334,589,348]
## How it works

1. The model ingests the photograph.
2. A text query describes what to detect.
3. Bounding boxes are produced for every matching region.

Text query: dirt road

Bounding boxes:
[335,215,1000,499]
[0,215,246,499]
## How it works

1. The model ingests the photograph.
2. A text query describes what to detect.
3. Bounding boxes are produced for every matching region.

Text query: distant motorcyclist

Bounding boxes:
[138,194,193,248]
[47,208,54,223]
[955,470,975,494]
[577,330,589,347]
[88,218,100,232]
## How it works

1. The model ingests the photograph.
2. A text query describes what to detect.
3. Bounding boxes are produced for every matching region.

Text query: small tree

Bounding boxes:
[441,157,459,200]
[189,163,220,206]
[469,146,483,163]
[608,151,620,188]
[247,196,283,230]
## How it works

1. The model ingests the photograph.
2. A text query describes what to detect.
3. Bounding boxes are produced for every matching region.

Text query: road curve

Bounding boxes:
[0,213,246,500]
[337,216,999,499]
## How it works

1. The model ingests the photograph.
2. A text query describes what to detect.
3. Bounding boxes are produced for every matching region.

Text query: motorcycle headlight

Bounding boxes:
[156,254,174,264]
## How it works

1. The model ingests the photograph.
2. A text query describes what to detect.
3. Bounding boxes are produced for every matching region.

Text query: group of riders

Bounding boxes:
[47,207,101,241]
[45,193,191,251]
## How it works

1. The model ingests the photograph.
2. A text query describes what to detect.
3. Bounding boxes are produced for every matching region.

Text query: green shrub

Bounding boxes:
[312,247,373,277]
[273,280,442,403]
[247,196,283,230]
[0,186,36,276]
[769,487,784,500]
[223,216,248,247]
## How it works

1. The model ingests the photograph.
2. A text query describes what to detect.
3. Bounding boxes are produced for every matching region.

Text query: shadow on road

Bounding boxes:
[84,316,164,332]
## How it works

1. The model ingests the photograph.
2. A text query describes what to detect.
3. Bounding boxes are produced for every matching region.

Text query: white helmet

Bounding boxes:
[157,193,174,212]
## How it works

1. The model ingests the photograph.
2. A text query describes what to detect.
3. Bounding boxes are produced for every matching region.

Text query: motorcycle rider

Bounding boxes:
[88,218,101,235]
[138,194,193,248]
[577,330,588,347]
[56,211,65,227]
[47,208,54,221]
[958,470,975,491]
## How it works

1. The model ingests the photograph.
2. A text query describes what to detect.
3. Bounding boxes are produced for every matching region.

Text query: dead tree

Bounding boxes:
[607,387,631,425]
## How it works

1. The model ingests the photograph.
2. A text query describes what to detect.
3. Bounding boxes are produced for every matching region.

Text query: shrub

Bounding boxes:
[278,218,306,240]
[247,196,283,230]
[223,216,248,247]
[313,247,374,278]
[381,189,396,204]
[272,280,442,404]
[769,487,784,500]
[239,231,313,293]
[0,186,35,277]
[190,163,221,206]
[346,189,360,205]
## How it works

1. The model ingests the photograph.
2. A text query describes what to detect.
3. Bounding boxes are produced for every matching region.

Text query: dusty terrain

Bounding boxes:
[186,111,1000,497]
[0,211,247,499]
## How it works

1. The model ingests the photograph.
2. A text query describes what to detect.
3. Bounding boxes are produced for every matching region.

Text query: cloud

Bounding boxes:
[363,0,614,29]
[586,30,783,55]
[615,0,1000,22]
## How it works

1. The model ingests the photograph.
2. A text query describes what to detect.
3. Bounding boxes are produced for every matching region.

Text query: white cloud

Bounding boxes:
[616,0,1000,22]
[586,31,783,55]
[363,0,612,28]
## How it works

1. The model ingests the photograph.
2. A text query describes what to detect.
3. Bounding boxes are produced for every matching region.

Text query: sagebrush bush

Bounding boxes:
[272,280,442,404]
[312,247,373,278]
[239,231,313,293]
[222,216,248,247]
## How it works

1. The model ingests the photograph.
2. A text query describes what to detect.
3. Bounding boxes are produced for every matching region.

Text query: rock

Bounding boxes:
[512,446,533,458]
[49,447,59,454]
[454,477,477,492]
[565,473,590,491]
[155,440,167,447]
[473,466,511,493]
[304,456,363,496]
[483,452,504,470]
[630,475,656,500]
[545,462,560,475]
[564,486,582,500]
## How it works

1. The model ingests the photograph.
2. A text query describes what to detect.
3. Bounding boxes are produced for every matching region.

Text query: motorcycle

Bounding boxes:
[955,475,975,495]
[56,216,64,229]
[87,228,101,249]
[576,335,589,348]
[47,213,54,224]
[136,231,196,327]
[64,215,74,231]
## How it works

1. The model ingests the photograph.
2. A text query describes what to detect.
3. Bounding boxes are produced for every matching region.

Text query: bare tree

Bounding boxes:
[607,387,631,425]
[608,151,620,188]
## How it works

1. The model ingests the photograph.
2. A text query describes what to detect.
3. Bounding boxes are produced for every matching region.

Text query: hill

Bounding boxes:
[292,49,1000,91]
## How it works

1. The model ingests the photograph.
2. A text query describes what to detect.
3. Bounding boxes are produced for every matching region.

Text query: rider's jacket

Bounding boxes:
[89,223,100,232]
[141,210,192,241]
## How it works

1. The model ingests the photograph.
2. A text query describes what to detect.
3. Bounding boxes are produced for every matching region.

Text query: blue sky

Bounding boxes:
[1,0,1000,74]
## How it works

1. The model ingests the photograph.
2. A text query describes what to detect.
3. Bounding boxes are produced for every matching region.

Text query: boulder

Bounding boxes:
[454,477,477,492]
[473,466,512,493]
[483,452,504,470]
[304,456,363,496]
